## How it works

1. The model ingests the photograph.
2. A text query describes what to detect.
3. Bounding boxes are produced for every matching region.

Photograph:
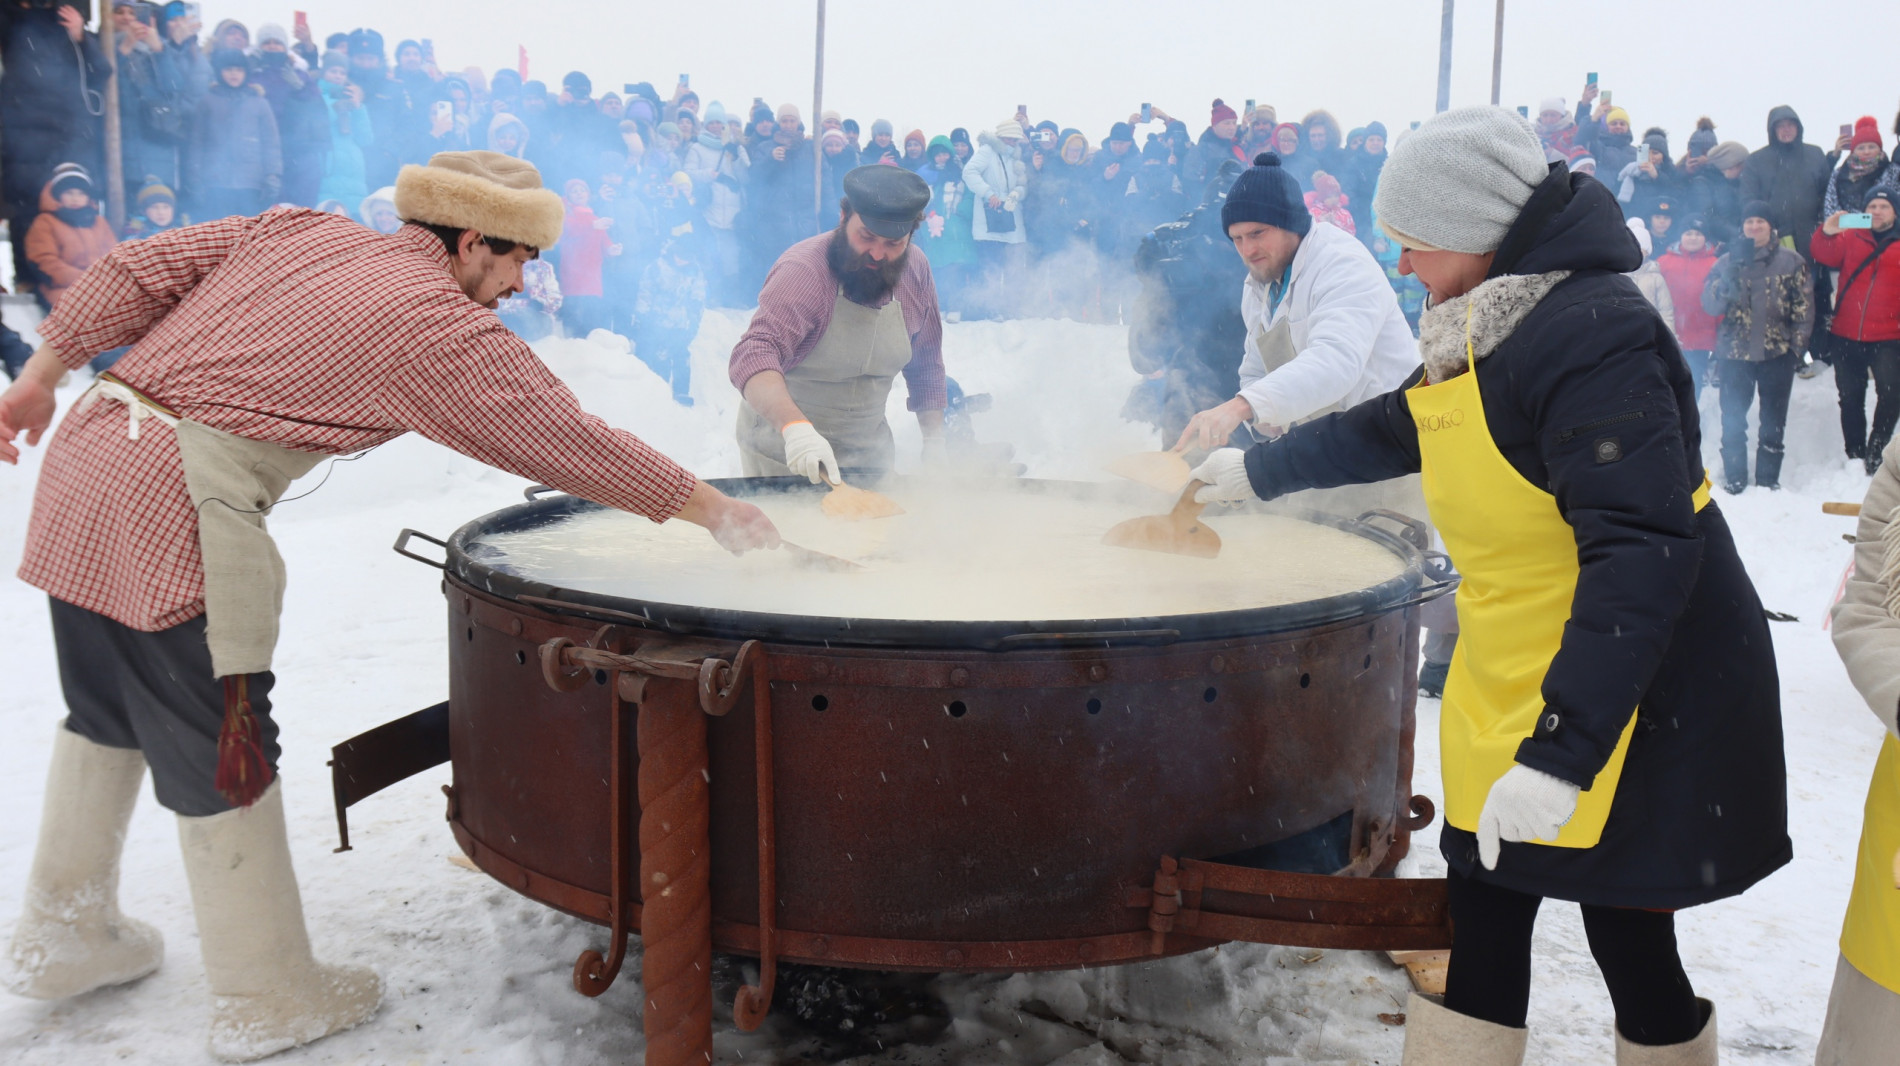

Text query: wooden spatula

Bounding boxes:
[821,475,905,520]
[1102,481,1222,559]
[1104,449,1194,495]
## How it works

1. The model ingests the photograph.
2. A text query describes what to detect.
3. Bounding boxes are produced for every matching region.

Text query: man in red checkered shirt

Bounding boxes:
[0,150,778,1061]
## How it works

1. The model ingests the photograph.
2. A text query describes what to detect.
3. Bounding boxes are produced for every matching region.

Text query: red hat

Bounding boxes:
[1313,170,1343,200]
[1211,98,1238,127]
[1854,115,1884,151]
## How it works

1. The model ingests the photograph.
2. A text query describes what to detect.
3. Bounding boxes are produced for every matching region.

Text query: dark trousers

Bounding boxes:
[1832,337,1900,461]
[1443,870,1702,1046]
[1681,349,1711,399]
[1716,354,1796,487]
[560,295,607,338]
[49,597,280,817]
[634,324,696,403]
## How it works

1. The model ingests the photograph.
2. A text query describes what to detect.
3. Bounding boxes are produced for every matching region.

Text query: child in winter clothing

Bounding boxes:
[1303,171,1355,234]
[554,178,620,337]
[633,238,706,405]
[1657,216,1723,397]
[123,184,183,239]
[24,165,117,308]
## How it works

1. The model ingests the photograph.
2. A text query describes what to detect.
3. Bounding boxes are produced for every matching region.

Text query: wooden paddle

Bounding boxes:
[1102,481,1222,559]
[779,541,867,572]
[1824,502,1863,517]
[820,475,905,520]
[1104,449,1194,495]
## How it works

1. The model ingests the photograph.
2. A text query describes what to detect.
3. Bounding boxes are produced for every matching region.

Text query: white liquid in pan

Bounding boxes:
[476,491,1409,622]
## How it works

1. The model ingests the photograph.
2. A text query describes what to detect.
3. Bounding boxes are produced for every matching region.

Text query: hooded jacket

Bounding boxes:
[1284,110,1345,191]
[1812,222,1900,343]
[963,130,1026,244]
[187,78,283,195]
[317,78,375,207]
[1740,106,1831,258]
[23,181,116,306]
[1701,237,1813,361]
[1240,163,1789,908]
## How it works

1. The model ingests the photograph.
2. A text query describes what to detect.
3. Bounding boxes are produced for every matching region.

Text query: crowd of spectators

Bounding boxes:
[2,3,1898,489]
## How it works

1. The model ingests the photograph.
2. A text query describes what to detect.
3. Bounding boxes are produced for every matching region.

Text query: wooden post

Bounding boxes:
[100,7,125,232]
[1489,0,1506,107]
[812,0,827,233]
[1435,0,1454,114]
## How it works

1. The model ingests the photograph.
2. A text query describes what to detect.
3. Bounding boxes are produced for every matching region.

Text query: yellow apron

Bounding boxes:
[1409,313,1711,846]
[1841,735,1900,994]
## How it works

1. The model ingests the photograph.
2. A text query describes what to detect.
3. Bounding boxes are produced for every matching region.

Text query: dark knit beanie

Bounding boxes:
[1141,135,1170,163]
[1686,118,1717,158]
[1221,152,1310,236]
[1868,187,1900,214]
[1365,120,1388,141]
[1741,200,1775,225]
[1108,121,1134,144]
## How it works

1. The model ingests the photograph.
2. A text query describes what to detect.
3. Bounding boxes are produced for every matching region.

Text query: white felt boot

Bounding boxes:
[1401,993,1529,1065]
[177,779,381,1062]
[1615,999,1718,1065]
[5,727,163,999]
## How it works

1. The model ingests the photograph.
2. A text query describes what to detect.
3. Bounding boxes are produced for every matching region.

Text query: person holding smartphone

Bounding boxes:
[1825,117,1897,219]
[1814,187,1900,473]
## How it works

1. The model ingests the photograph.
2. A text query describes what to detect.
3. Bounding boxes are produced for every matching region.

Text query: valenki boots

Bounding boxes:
[5,727,164,999]
[176,779,381,1062]
[1615,999,1719,1065]
[1401,993,1528,1066]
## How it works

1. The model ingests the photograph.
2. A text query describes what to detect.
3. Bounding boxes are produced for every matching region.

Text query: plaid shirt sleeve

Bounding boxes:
[37,214,259,369]
[375,319,698,521]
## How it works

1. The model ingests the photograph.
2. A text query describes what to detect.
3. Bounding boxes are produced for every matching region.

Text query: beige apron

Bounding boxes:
[1249,317,1428,525]
[737,287,914,476]
[88,375,324,678]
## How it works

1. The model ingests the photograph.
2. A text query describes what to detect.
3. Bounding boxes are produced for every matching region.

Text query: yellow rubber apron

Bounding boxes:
[1841,735,1900,994]
[737,287,913,476]
[85,374,324,678]
[1409,318,1710,846]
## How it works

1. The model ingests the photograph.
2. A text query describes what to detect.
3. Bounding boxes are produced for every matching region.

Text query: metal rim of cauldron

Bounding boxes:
[443,475,1439,651]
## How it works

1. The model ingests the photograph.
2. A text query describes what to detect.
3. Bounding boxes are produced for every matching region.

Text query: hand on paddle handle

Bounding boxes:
[1174,396,1254,453]
[0,367,58,465]
[781,420,841,484]
[1189,449,1255,503]
[1476,763,1580,870]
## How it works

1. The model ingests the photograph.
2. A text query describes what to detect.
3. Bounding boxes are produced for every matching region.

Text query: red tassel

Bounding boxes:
[215,675,273,808]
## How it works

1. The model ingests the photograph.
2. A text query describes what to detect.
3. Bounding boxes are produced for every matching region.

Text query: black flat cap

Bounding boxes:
[844,165,930,239]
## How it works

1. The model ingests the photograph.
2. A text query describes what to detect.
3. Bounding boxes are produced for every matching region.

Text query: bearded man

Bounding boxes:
[731,165,947,480]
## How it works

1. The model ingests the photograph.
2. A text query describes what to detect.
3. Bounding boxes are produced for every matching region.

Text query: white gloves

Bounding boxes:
[1476,763,1581,870]
[1189,448,1255,504]
[781,421,840,484]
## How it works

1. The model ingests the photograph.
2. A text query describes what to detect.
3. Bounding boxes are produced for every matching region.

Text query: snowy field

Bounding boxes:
[0,307,1885,1064]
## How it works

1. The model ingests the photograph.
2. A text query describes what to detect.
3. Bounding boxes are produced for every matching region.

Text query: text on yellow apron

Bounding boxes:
[738,287,913,476]
[1409,311,1710,847]
[1841,734,1900,994]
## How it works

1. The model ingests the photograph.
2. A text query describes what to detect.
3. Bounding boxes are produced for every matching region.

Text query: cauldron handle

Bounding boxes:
[1355,509,1431,551]
[731,643,780,1031]
[392,529,447,570]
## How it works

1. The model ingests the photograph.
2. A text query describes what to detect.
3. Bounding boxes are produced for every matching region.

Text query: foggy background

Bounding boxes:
[211,0,1900,149]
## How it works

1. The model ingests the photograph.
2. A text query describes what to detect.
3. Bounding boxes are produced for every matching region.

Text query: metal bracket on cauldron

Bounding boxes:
[536,630,784,1041]
[1131,851,1454,954]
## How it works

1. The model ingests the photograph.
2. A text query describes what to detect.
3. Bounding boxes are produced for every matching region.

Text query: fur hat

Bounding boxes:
[394,150,565,249]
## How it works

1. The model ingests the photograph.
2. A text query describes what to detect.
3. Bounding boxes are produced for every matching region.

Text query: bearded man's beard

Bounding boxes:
[827,223,908,304]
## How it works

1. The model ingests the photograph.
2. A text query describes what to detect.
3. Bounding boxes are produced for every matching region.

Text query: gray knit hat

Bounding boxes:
[1373,106,1550,254]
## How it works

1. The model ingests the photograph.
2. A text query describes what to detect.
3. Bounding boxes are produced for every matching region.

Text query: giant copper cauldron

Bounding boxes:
[332,476,1456,1066]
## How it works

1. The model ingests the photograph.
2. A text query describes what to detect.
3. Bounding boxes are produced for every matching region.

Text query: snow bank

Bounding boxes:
[0,318,1876,1064]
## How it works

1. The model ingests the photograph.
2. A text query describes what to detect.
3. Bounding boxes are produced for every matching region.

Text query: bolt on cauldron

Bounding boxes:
[331,475,1457,1066]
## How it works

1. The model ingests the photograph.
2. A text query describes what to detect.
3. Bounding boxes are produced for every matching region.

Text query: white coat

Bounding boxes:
[1237,220,1420,429]
[962,130,1026,244]
[682,139,748,231]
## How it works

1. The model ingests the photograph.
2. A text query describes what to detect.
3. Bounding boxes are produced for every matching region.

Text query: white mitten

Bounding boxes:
[781,421,840,484]
[1476,763,1581,870]
[1189,448,1255,503]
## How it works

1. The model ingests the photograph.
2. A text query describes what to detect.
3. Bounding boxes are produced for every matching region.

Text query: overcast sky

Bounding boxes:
[210,0,1898,153]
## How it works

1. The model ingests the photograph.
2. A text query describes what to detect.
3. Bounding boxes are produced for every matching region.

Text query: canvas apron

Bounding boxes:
[1841,734,1900,994]
[1408,319,1711,847]
[737,287,912,476]
[87,374,324,679]
[1253,315,1429,525]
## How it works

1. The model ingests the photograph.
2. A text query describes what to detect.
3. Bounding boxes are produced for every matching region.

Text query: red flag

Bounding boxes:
[518,46,529,82]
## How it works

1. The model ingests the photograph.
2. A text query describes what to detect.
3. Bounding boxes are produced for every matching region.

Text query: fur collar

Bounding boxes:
[1418,270,1571,383]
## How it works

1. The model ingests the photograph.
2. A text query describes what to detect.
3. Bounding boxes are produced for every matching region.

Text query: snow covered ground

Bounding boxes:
[0,308,1885,1064]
